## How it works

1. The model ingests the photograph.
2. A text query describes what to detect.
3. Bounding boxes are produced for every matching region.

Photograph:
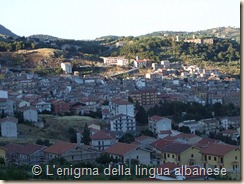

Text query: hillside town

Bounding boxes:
[0,53,240,180]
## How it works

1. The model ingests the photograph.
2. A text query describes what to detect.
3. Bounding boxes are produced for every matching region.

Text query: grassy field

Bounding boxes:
[0,115,105,145]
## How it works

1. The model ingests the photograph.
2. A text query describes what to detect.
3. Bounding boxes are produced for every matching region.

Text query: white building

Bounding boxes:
[91,130,117,151]
[32,101,51,113]
[0,90,8,98]
[110,99,134,117]
[0,117,18,138]
[178,120,201,134]
[110,114,136,132]
[102,57,128,66]
[20,106,38,123]
[149,115,172,135]
[61,62,72,74]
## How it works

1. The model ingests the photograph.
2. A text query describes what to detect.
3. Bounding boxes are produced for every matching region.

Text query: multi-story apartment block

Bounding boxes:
[110,114,136,132]
[129,89,157,106]
[110,99,134,117]
[51,100,70,114]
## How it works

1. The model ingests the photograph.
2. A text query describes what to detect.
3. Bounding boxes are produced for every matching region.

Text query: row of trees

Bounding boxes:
[0,40,35,51]
[134,100,240,125]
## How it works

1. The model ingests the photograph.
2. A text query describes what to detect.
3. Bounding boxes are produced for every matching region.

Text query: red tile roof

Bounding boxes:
[159,130,172,134]
[5,143,46,155]
[43,141,78,155]
[91,130,116,140]
[104,142,138,156]
[162,143,192,154]
[149,115,166,122]
[151,139,173,151]
[194,138,220,149]
[220,129,239,135]
[200,143,239,156]
[0,116,18,124]
[174,133,197,139]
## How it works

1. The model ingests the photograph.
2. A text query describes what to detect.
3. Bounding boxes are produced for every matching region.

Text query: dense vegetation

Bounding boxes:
[147,101,240,124]
[108,37,240,63]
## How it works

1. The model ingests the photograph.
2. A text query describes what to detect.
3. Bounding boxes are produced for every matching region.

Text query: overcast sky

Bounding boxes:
[0,0,240,40]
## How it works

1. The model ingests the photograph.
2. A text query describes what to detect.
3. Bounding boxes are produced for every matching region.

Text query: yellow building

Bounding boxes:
[161,143,202,166]
[200,143,240,172]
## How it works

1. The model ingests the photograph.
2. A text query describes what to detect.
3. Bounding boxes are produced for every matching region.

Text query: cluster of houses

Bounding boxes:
[0,120,240,180]
[0,57,240,180]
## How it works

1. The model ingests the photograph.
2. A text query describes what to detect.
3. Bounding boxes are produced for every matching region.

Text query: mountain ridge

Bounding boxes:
[0,24,240,41]
[0,24,19,37]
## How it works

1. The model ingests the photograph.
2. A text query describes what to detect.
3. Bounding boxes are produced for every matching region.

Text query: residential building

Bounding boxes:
[91,130,117,150]
[61,62,72,74]
[200,143,240,172]
[129,89,157,106]
[110,114,136,132]
[198,118,219,135]
[102,57,128,66]
[173,134,202,145]
[160,142,192,165]
[104,142,151,165]
[51,100,70,114]
[0,116,18,138]
[43,141,100,163]
[110,99,134,117]
[149,115,172,135]
[4,143,46,165]
[220,116,240,130]
[32,101,51,113]
[20,106,38,123]
[0,90,8,98]
[0,98,14,115]
[178,120,201,134]
[134,59,151,68]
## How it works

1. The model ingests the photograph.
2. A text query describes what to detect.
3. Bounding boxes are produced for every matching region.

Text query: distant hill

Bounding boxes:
[95,35,122,41]
[142,27,240,41]
[28,34,62,41]
[0,24,19,37]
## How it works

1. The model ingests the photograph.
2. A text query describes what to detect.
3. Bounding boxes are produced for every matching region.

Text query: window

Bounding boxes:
[136,156,139,159]
[208,156,211,160]
[214,157,217,161]
[235,156,237,160]
[191,154,194,158]
[220,157,223,163]
[172,155,174,158]
[167,154,170,158]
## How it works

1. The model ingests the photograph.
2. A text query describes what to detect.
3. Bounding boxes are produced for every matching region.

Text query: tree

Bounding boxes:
[179,126,191,133]
[128,96,134,103]
[0,157,5,166]
[36,139,43,145]
[81,123,91,145]
[136,106,148,125]
[1,109,6,118]
[140,129,155,137]
[118,133,135,143]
